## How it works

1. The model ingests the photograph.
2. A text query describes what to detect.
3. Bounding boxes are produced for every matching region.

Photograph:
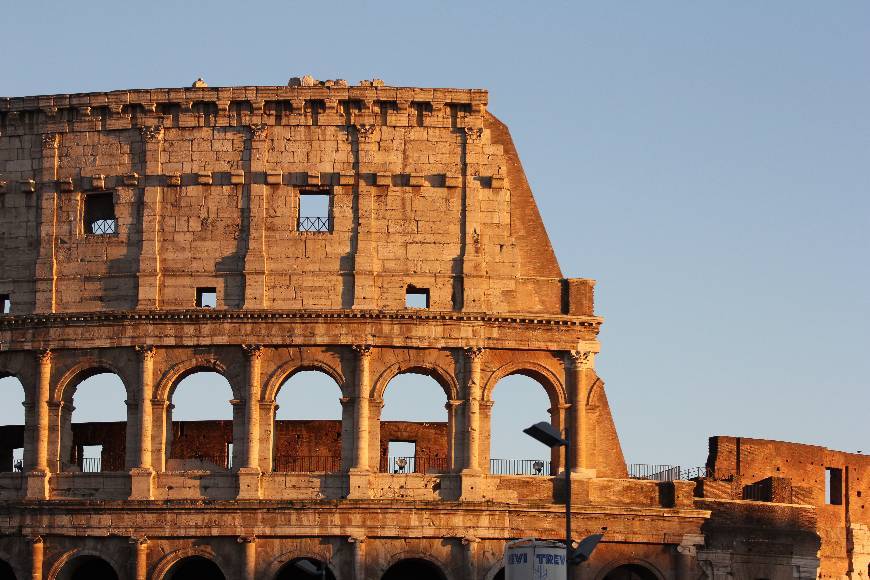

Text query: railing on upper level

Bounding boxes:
[89,219,117,235]
[627,464,709,481]
[489,458,552,476]
[381,456,449,474]
[167,452,230,471]
[273,455,341,473]
[297,216,330,233]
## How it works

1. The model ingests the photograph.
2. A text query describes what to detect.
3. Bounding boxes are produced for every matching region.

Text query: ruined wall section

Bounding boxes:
[0,86,589,316]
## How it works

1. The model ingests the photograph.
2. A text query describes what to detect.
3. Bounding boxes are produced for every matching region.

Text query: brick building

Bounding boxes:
[0,78,864,579]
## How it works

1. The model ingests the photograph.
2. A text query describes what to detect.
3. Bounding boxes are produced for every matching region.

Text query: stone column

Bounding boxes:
[34,133,58,313]
[549,403,569,475]
[349,535,366,580]
[136,125,164,309]
[566,350,597,477]
[131,346,156,499]
[238,346,263,499]
[463,536,480,579]
[238,536,256,580]
[445,400,462,472]
[348,346,372,499]
[29,535,43,580]
[463,347,484,474]
[129,537,148,580]
[676,535,704,580]
[27,350,51,499]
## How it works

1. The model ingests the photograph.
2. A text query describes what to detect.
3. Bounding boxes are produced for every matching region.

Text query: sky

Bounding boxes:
[1,1,868,469]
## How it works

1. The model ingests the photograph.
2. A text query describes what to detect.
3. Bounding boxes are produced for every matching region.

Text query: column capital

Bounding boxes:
[446,399,463,409]
[41,132,59,149]
[237,535,257,544]
[139,125,164,142]
[229,399,243,407]
[355,123,376,141]
[27,535,43,545]
[242,344,264,359]
[352,344,373,358]
[464,126,484,143]
[135,345,156,361]
[461,536,480,545]
[339,397,353,407]
[464,346,485,362]
[129,536,149,546]
[566,350,595,370]
[348,535,366,544]
[248,124,268,140]
[35,349,52,363]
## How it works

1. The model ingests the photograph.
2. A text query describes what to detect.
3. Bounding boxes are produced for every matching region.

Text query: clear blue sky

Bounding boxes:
[1,1,868,469]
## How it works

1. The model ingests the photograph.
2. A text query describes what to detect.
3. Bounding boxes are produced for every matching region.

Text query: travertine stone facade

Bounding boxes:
[0,80,841,579]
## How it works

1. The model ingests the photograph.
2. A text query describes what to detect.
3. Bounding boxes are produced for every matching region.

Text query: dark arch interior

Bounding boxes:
[275,558,336,580]
[604,564,658,580]
[382,558,446,580]
[493,568,504,580]
[0,559,15,580]
[63,556,118,580]
[167,556,225,580]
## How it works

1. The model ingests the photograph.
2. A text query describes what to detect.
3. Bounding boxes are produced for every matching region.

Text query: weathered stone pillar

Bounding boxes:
[463,536,480,579]
[238,536,256,580]
[566,350,596,477]
[130,536,148,580]
[445,400,462,472]
[549,403,569,474]
[349,346,372,499]
[463,347,484,473]
[349,535,366,580]
[29,535,43,580]
[238,345,263,499]
[243,124,269,308]
[676,535,704,580]
[34,133,58,313]
[137,125,164,309]
[131,346,155,499]
[27,350,51,499]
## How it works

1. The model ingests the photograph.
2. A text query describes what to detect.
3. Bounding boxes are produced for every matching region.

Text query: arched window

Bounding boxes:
[275,557,336,580]
[380,372,449,474]
[166,556,225,580]
[57,555,118,580]
[488,374,558,475]
[167,371,235,471]
[382,558,446,580]
[603,564,659,580]
[274,370,344,473]
[64,371,127,473]
[0,375,25,473]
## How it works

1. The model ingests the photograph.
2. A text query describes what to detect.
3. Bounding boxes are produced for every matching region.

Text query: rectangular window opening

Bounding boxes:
[387,441,416,473]
[82,444,103,473]
[298,191,331,232]
[196,287,217,308]
[12,448,23,472]
[826,467,843,505]
[84,192,117,235]
[0,294,10,314]
[405,285,430,309]
[226,443,233,470]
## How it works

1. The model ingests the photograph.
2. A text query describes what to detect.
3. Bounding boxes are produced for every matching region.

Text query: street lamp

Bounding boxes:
[523,422,605,579]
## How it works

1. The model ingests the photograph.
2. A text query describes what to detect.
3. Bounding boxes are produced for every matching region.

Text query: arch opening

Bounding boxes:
[166,371,235,471]
[275,557,336,580]
[489,374,560,475]
[493,568,505,580]
[0,375,25,473]
[63,371,127,473]
[0,559,15,580]
[380,372,450,474]
[166,556,225,580]
[274,370,344,473]
[381,558,446,580]
[603,564,659,580]
[58,555,118,580]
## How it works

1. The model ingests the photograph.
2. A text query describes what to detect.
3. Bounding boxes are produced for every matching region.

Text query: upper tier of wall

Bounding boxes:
[0,85,593,316]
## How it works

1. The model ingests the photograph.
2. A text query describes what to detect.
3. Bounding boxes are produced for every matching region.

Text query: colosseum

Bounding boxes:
[0,78,865,579]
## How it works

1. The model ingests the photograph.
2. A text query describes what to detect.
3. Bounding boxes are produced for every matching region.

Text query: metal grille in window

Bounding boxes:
[298,216,330,232]
[84,192,117,236]
[90,219,117,235]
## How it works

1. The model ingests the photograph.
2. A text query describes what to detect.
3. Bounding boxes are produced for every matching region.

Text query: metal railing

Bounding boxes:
[298,216,330,233]
[382,456,449,474]
[168,452,230,470]
[490,458,552,476]
[627,464,709,481]
[78,457,124,473]
[273,455,340,473]
[89,219,117,235]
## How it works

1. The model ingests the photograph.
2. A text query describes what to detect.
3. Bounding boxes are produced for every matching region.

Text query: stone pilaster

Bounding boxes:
[461,126,486,311]
[549,403,570,474]
[463,347,484,474]
[29,535,44,580]
[352,124,377,308]
[130,346,155,499]
[238,345,263,499]
[136,125,164,309]
[243,124,269,308]
[445,399,462,472]
[566,350,597,478]
[238,535,256,580]
[349,535,366,580]
[129,536,148,580]
[675,534,704,580]
[463,536,480,579]
[349,345,372,498]
[34,133,59,313]
[27,350,51,499]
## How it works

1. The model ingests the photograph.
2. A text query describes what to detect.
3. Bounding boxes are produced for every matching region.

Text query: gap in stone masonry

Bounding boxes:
[274,370,344,473]
[0,375,25,472]
[380,372,449,474]
[168,371,234,471]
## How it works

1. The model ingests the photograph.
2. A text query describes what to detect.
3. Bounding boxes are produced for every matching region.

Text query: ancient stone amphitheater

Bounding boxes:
[0,78,864,579]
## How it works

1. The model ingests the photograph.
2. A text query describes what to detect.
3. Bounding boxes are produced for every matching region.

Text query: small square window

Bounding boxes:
[405,285,430,309]
[0,294,10,314]
[298,191,331,232]
[84,192,117,235]
[196,287,217,308]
